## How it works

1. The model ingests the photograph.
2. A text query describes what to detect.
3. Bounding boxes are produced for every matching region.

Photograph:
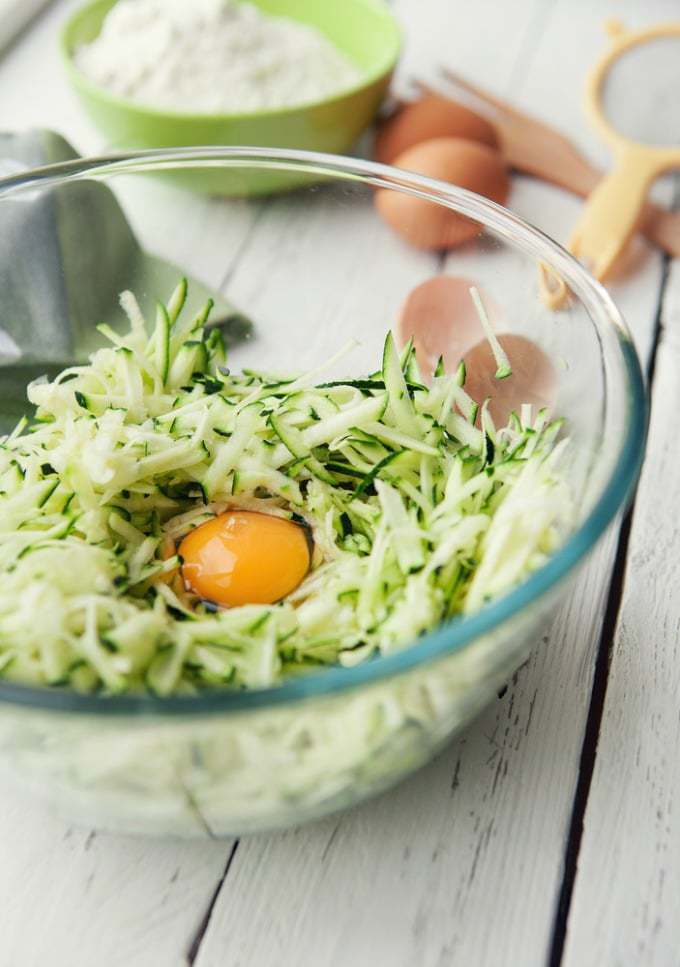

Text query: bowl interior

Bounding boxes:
[0,149,646,716]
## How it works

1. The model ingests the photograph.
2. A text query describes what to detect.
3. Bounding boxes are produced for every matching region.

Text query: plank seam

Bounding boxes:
[186,840,240,966]
[218,203,269,294]
[507,0,560,94]
[547,252,671,967]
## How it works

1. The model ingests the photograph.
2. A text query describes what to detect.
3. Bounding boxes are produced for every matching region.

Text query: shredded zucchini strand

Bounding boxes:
[0,284,572,695]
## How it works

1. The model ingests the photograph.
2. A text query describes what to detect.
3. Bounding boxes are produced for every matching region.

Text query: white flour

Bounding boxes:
[75,0,362,114]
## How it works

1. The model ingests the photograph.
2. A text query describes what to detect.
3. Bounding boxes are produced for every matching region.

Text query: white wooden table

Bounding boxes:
[1,1,679,965]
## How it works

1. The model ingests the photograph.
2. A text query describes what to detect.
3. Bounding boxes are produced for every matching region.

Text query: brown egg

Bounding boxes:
[375,95,498,164]
[375,138,510,250]
[398,275,504,378]
[463,333,558,426]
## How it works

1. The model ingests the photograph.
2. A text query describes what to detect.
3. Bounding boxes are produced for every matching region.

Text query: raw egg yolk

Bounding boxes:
[179,510,310,608]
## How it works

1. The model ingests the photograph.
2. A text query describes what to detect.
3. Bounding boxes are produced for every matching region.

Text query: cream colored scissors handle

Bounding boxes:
[568,20,680,282]
[569,145,660,279]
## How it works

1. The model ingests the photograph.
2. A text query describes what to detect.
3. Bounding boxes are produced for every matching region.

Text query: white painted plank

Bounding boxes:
[193,1,666,964]
[222,185,435,376]
[0,0,99,154]
[0,786,230,967]
[0,7,249,966]
[193,176,663,967]
[0,0,53,53]
[562,260,680,967]
[0,2,671,967]
[116,177,260,292]
[391,0,550,100]
[191,543,617,967]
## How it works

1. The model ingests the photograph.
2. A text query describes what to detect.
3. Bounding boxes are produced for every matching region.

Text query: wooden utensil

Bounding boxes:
[419,69,680,259]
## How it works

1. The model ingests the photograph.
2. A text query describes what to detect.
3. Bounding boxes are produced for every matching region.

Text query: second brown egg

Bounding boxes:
[375,137,510,251]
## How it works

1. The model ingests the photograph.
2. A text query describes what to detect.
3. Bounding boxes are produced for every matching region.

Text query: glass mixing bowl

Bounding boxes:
[0,149,645,837]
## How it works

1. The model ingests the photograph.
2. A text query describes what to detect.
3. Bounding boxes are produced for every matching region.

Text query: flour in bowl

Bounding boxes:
[75,0,363,114]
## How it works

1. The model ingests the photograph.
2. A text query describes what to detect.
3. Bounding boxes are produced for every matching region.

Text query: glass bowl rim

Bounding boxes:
[0,146,648,717]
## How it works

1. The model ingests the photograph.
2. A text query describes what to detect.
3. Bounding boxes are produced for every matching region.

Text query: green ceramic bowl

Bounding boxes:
[60,0,401,194]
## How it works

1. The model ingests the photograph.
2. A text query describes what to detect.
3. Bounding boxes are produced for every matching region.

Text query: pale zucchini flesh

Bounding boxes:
[0,284,572,695]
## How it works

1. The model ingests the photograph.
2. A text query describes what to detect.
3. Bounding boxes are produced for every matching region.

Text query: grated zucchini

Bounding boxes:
[0,283,572,695]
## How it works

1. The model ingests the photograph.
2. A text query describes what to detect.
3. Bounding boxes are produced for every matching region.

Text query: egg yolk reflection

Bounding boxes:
[179,511,310,608]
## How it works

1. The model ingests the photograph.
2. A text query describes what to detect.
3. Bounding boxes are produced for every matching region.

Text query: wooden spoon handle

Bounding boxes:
[639,205,680,257]
[504,139,680,258]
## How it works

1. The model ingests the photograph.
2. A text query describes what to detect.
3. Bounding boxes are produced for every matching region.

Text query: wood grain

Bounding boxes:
[562,260,680,967]
[0,1,674,965]
[0,787,231,967]
[192,177,664,967]
[0,0,97,151]
[0,5,247,965]
[191,547,618,967]
[193,1,667,964]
